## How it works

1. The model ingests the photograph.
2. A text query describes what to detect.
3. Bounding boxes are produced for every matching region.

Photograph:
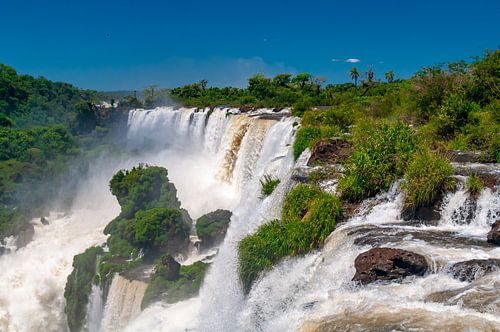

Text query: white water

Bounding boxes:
[0,107,296,331]
[1,105,498,332]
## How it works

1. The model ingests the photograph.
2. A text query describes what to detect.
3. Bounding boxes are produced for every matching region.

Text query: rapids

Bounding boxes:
[0,106,498,332]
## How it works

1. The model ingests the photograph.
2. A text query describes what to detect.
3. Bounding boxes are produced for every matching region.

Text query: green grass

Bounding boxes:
[465,174,483,196]
[338,121,418,202]
[238,184,342,293]
[293,126,341,160]
[259,174,280,198]
[403,151,455,209]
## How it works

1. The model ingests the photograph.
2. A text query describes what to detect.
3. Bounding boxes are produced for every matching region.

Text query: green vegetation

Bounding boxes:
[465,174,483,196]
[338,122,418,202]
[64,246,103,332]
[108,165,181,220]
[0,64,131,242]
[259,174,280,198]
[195,209,232,246]
[238,184,342,293]
[402,152,455,210]
[142,260,208,309]
[64,166,193,326]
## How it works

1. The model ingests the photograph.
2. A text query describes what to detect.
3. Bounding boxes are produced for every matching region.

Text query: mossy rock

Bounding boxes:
[141,261,209,309]
[64,246,103,332]
[195,209,232,248]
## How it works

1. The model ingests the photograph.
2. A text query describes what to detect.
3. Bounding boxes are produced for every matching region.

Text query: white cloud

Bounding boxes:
[345,58,361,63]
[331,58,341,62]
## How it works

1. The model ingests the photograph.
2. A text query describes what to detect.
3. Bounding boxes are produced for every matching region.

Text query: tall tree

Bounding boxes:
[385,70,394,83]
[199,79,208,90]
[365,67,374,83]
[349,67,360,86]
[311,76,327,95]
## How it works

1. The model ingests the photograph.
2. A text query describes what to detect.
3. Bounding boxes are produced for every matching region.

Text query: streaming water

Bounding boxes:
[0,106,498,332]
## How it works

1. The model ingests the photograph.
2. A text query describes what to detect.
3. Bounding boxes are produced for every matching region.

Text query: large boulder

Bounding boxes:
[487,220,500,245]
[449,259,500,282]
[353,248,428,284]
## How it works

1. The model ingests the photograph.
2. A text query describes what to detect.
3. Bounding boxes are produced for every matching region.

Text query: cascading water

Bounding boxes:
[100,275,148,332]
[1,105,498,332]
[237,177,500,332]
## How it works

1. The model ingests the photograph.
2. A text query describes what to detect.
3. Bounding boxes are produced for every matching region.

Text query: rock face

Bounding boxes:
[307,138,352,166]
[487,220,500,245]
[353,248,428,284]
[449,259,500,282]
[157,254,181,281]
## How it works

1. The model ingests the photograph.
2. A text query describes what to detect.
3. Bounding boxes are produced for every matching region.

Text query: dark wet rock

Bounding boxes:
[447,150,483,163]
[487,220,500,245]
[307,138,352,166]
[401,204,441,222]
[452,163,500,190]
[291,168,311,183]
[426,274,500,314]
[120,264,155,283]
[40,217,49,225]
[156,254,181,281]
[351,225,489,249]
[449,259,500,282]
[353,248,428,284]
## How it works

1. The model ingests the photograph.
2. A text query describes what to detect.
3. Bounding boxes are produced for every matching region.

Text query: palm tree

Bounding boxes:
[349,67,360,86]
[385,70,394,83]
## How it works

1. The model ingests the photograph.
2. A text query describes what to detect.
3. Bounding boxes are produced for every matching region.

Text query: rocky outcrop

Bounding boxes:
[195,209,232,248]
[156,254,180,280]
[449,259,500,282]
[307,138,352,166]
[353,248,428,284]
[487,220,500,245]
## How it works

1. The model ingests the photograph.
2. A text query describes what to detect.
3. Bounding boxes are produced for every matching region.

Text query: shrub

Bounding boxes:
[293,126,341,160]
[301,106,353,129]
[126,208,190,250]
[64,246,103,332]
[259,174,280,198]
[465,174,483,196]
[109,165,181,220]
[338,122,418,202]
[238,184,342,293]
[403,152,455,209]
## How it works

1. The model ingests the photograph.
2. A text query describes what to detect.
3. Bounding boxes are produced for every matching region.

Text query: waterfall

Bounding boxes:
[1,105,498,332]
[100,275,148,332]
[86,284,104,332]
[236,180,500,331]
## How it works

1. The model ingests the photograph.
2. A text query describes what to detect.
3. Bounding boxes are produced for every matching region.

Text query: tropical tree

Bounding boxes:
[349,67,360,86]
[385,70,394,83]
[291,73,311,89]
[272,73,292,87]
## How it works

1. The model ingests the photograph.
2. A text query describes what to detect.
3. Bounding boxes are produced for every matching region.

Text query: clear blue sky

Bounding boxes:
[1,0,498,90]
